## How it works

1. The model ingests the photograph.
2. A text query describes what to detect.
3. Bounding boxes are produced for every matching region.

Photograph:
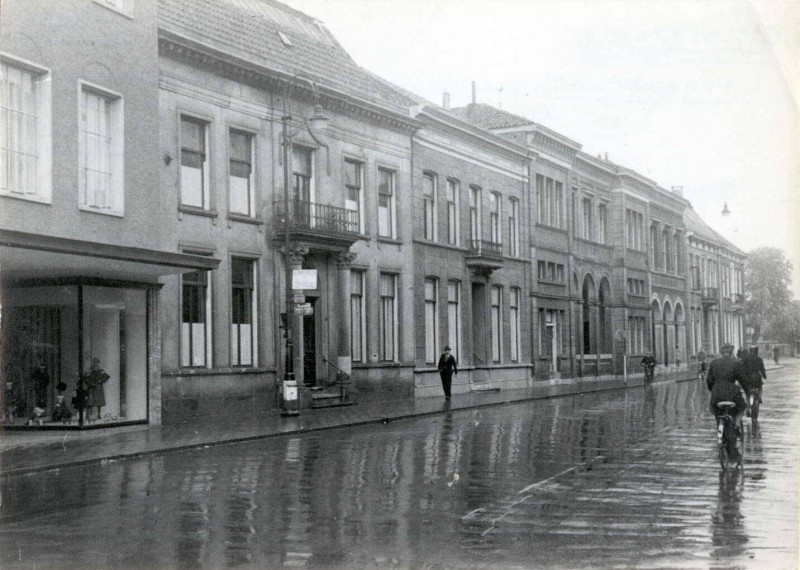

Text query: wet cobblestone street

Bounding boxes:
[1,363,797,569]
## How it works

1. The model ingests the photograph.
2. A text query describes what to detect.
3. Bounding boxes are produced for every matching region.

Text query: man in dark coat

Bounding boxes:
[742,346,766,403]
[437,346,458,399]
[706,343,748,424]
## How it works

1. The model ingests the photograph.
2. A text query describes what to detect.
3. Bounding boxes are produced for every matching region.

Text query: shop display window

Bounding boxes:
[1,284,148,429]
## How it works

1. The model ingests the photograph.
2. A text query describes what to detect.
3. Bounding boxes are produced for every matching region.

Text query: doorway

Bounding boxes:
[302,297,317,385]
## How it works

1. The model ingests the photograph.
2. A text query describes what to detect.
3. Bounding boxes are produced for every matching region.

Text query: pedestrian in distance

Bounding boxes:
[640,353,656,383]
[742,346,766,404]
[437,346,458,400]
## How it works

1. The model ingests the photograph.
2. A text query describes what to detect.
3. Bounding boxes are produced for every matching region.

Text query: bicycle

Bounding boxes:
[715,401,744,471]
[747,387,761,425]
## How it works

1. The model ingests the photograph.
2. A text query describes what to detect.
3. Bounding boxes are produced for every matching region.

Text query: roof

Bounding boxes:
[448,103,535,130]
[159,0,418,109]
[684,207,744,254]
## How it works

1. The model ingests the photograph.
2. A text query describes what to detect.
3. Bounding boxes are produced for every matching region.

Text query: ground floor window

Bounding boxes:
[491,286,502,362]
[424,278,438,363]
[379,273,397,361]
[1,284,149,428]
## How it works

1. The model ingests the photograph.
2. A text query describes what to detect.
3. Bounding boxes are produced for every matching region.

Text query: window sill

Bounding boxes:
[535,224,568,234]
[79,205,124,217]
[164,366,272,377]
[227,213,264,225]
[179,205,218,218]
[537,279,566,286]
[377,236,402,246]
[1,191,52,205]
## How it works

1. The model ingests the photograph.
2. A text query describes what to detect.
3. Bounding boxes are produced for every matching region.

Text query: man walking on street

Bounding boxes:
[437,346,458,400]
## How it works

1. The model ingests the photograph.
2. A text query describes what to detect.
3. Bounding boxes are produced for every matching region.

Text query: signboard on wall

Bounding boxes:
[292,269,317,290]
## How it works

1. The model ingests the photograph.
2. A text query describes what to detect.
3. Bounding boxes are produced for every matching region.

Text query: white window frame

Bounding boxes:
[447,280,461,361]
[581,197,592,240]
[470,185,481,246]
[509,197,519,257]
[344,158,364,233]
[0,54,52,203]
[491,285,502,363]
[422,172,437,241]
[510,287,520,362]
[230,257,258,367]
[228,128,255,217]
[180,114,211,210]
[597,202,608,244]
[350,270,366,363]
[489,191,501,245]
[424,278,438,364]
[181,257,214,368]
[377,167,396,238]
[446,178,459,246]
[379,272,398,362]
[79,81,124,216]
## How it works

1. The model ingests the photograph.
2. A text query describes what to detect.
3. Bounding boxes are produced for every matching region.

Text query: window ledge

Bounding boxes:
[538,279,566,286]
[163,366,272,377]
[377,237,402,246]
[1,192,52,205]
[79,205,124,218]
[227,213,264,225]
[179,205,218,218]
[535,224,568,234]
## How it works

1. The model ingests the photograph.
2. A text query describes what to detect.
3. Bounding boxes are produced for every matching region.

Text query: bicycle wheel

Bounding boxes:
[718,443,729,471]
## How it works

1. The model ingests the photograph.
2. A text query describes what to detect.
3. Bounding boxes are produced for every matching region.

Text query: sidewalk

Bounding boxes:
[1,365,781,478]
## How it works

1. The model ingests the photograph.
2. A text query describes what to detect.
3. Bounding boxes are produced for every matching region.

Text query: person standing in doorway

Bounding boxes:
[437,346,458,399]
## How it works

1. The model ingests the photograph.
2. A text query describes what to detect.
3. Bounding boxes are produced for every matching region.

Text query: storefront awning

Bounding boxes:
[0,230,220,284]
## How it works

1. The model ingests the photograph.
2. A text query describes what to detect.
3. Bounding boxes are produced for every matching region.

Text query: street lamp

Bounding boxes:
[279,73,328,417]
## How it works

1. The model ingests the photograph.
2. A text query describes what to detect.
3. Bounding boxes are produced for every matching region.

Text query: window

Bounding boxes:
[350,271,366,362]
[536,174,564,229]
[581,197,592,240]
[539,309,564,358]
[379,273,397,361]
[509,198,519,256]
[491,286,502,362]
[344,159,363,232]
[510,288,520,362]
[469,185,481,246]
[424,278,438,363]
[625,209,644,251]
[447,281,460,360]
[673,233,681,273]
[229,129,254,216]
[231,258,256,366]
[79,86,123,214]
[181,264,212,367]
[489,191,501,244]
[180,116,209,209]
[1,59,51,201]
[378,168,396,238]
[538,261,564,283]
[627,278,645,297]
[628,316,646,354]
[422,172,436,240]
[537,260,546,280]
[446,178,459,245]
[597,203,607,244]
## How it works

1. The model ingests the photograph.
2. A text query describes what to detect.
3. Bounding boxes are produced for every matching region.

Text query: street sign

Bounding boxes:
[292,269,317,290]
[294,303,313,316]
[293,294,306,305]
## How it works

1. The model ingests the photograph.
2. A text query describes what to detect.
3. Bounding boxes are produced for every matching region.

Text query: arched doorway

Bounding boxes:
[582,275,596,355]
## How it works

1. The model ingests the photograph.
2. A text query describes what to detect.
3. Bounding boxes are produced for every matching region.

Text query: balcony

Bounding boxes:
[465,239,504,277]
[272,199,360,251]
[701,287,719,306]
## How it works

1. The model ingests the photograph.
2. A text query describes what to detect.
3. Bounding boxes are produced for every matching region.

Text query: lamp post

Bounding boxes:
[279,74,328,417]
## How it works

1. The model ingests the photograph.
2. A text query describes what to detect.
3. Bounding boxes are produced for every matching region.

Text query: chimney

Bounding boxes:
[471,81,476,105]
[671,185,684,196]
[604,152,609,161]
[443,92,450,109]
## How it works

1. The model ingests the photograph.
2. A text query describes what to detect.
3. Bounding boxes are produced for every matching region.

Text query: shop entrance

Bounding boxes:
[302,297,317,385]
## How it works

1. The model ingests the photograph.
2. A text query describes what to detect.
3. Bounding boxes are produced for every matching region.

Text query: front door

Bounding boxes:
[302,298,317,385]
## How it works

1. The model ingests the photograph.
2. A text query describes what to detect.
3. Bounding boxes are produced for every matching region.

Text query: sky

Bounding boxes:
[286,0,799,296]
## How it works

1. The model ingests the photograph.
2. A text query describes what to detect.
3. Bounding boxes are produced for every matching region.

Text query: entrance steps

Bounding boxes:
[309,388,354,409]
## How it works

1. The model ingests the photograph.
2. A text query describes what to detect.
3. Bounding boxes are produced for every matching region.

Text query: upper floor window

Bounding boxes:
[597,203,608,244]
[469,185,481,245]
[580,197,593,240]
[180,116,210,209]
[344,159,363,232]
[229,129,254,216]
[508,197,519,256]
[489,191,501,244]
[536,174,564,229]
[80,85,124,215]
[625,209,644,251]
[422,172,436,240]
[378,167,396,238]
[1,58,52,202]
[293,145,313,202]
[446,178,459,245]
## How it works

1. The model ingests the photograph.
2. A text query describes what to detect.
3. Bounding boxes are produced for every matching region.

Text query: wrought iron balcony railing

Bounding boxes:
[274,199,359,237]
[467,239,503,256]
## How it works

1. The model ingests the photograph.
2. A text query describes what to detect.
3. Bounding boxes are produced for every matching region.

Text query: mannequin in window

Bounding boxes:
[82,358,110,421]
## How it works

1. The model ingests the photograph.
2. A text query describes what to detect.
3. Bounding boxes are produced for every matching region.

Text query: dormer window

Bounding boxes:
[278,31,292,47]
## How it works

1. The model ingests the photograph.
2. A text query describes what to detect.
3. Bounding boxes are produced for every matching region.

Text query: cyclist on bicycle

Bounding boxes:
[742,346,766,405]
[640,353,656,382]
[707,343,748,430]
[697,349,708,380]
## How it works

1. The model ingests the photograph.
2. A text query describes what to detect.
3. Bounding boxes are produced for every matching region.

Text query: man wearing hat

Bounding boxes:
[706,343,748,428]
[437,346,458,399]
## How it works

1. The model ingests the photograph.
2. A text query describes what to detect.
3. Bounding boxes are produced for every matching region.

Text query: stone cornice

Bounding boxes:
[158,29,422,135]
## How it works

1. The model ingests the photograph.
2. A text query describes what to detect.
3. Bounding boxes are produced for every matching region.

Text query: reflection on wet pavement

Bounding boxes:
[2,364,797,569]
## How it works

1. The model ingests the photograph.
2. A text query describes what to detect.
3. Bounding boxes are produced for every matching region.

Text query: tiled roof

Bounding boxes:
[684,207,743,254]
[159,0,418,109]
[448,103,535,129]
